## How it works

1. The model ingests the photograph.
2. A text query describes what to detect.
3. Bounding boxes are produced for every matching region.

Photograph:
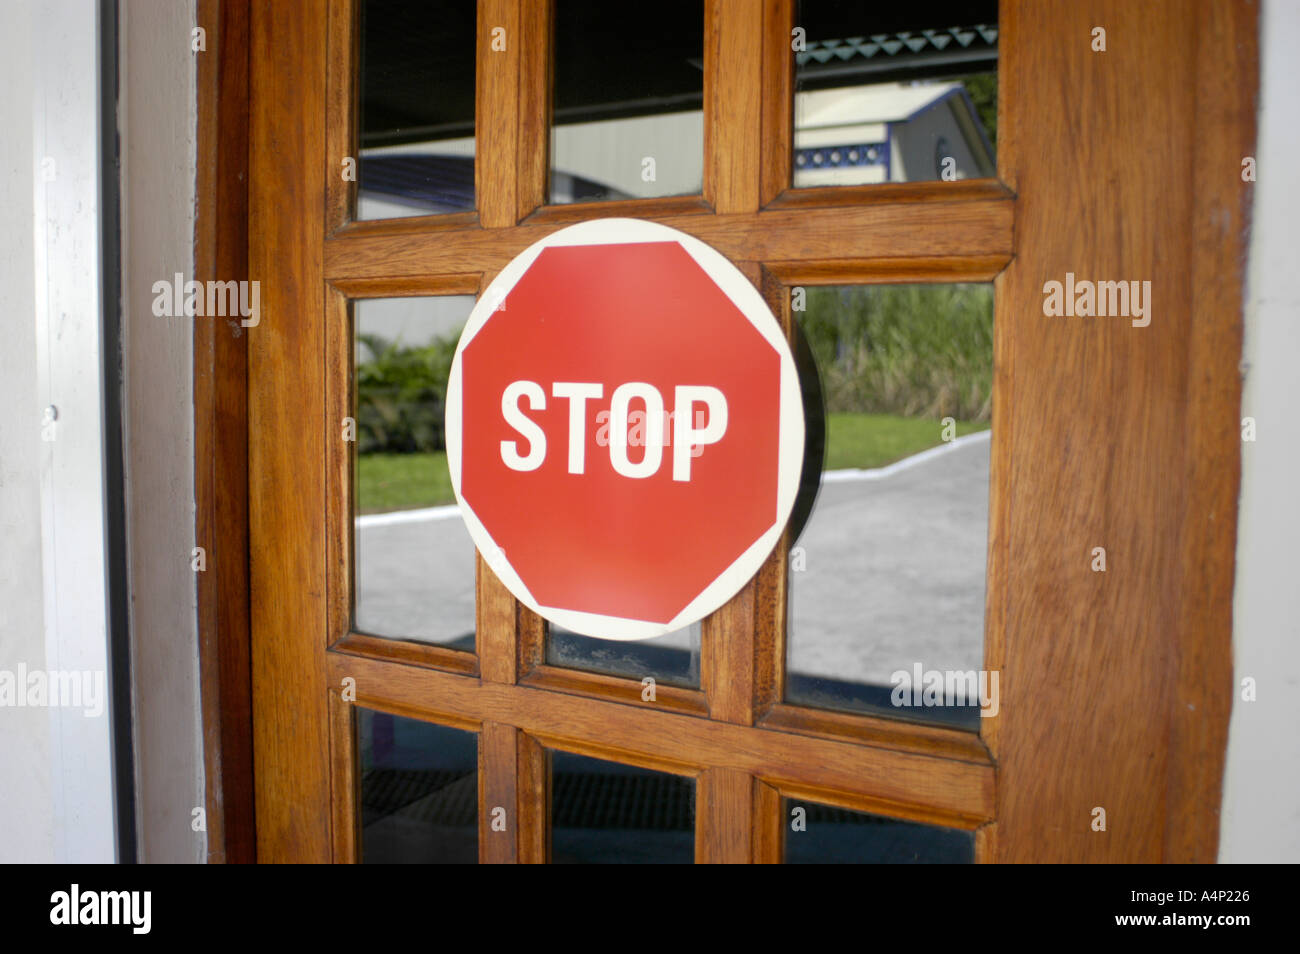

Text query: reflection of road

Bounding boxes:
[789,431,990,686]
[354,507,701,653]
[355,504,698,653]
[355,431,990,687]
[355,507,476,644]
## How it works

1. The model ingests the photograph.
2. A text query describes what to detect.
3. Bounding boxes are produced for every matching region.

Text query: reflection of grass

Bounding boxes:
[356,415,992,513]
[357,451,454,513]
[802,285,994,421]
[825,414,988,471]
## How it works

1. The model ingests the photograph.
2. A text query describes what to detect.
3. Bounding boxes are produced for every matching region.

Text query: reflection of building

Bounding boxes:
[360,83,992,216]
[355,20,1000,214]
[359,78,994,215]
[358,113,705,214]
[355,295,473,357]
[794,82,995,185]
[358,150,638,217]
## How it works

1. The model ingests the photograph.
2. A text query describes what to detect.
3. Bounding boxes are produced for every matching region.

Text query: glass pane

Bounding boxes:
[353,296,476,648]
[357,0,476,219]
[784,797,973,863]
[794,1,997,186]
[546,622,700,689]
[551,751,695,863]
[786,284,993,730]
[550,0,704,204]
[358,709,478,863]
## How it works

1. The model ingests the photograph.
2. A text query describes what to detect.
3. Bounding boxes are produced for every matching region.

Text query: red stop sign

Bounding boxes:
[446,219,803,640]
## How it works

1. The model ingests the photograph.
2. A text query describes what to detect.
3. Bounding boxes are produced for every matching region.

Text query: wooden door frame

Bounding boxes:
[195,0,1257,863]
[195,0,254,864]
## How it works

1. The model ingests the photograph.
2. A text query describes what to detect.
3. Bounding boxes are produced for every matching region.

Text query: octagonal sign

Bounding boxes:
[445,218,804,640]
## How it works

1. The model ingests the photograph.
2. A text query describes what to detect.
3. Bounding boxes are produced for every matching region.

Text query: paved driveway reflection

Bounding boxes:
[354,431,990,693]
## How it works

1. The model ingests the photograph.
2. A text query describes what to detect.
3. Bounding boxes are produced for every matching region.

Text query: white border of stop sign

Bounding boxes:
[445,218,805,641]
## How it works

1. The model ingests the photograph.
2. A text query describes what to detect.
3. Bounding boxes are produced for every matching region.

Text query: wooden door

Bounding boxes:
[236,0,1254,862]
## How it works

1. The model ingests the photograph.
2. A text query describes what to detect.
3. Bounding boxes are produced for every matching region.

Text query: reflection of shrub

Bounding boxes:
[801,285,994,422]
[355,331,459,454]
[960,73,997,148]
[353,285,993,455]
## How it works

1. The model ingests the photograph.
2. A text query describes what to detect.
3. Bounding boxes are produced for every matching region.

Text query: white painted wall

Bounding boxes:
[1219,0,1300,864]
[0,0,203,865]
[33,0,120,864]
[0,0,54,864]
[1,0,121,864]
[119,0,203,863]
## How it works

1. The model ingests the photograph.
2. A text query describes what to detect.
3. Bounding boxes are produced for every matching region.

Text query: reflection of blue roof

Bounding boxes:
[360,154,475,212]
[361,154,623,211]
